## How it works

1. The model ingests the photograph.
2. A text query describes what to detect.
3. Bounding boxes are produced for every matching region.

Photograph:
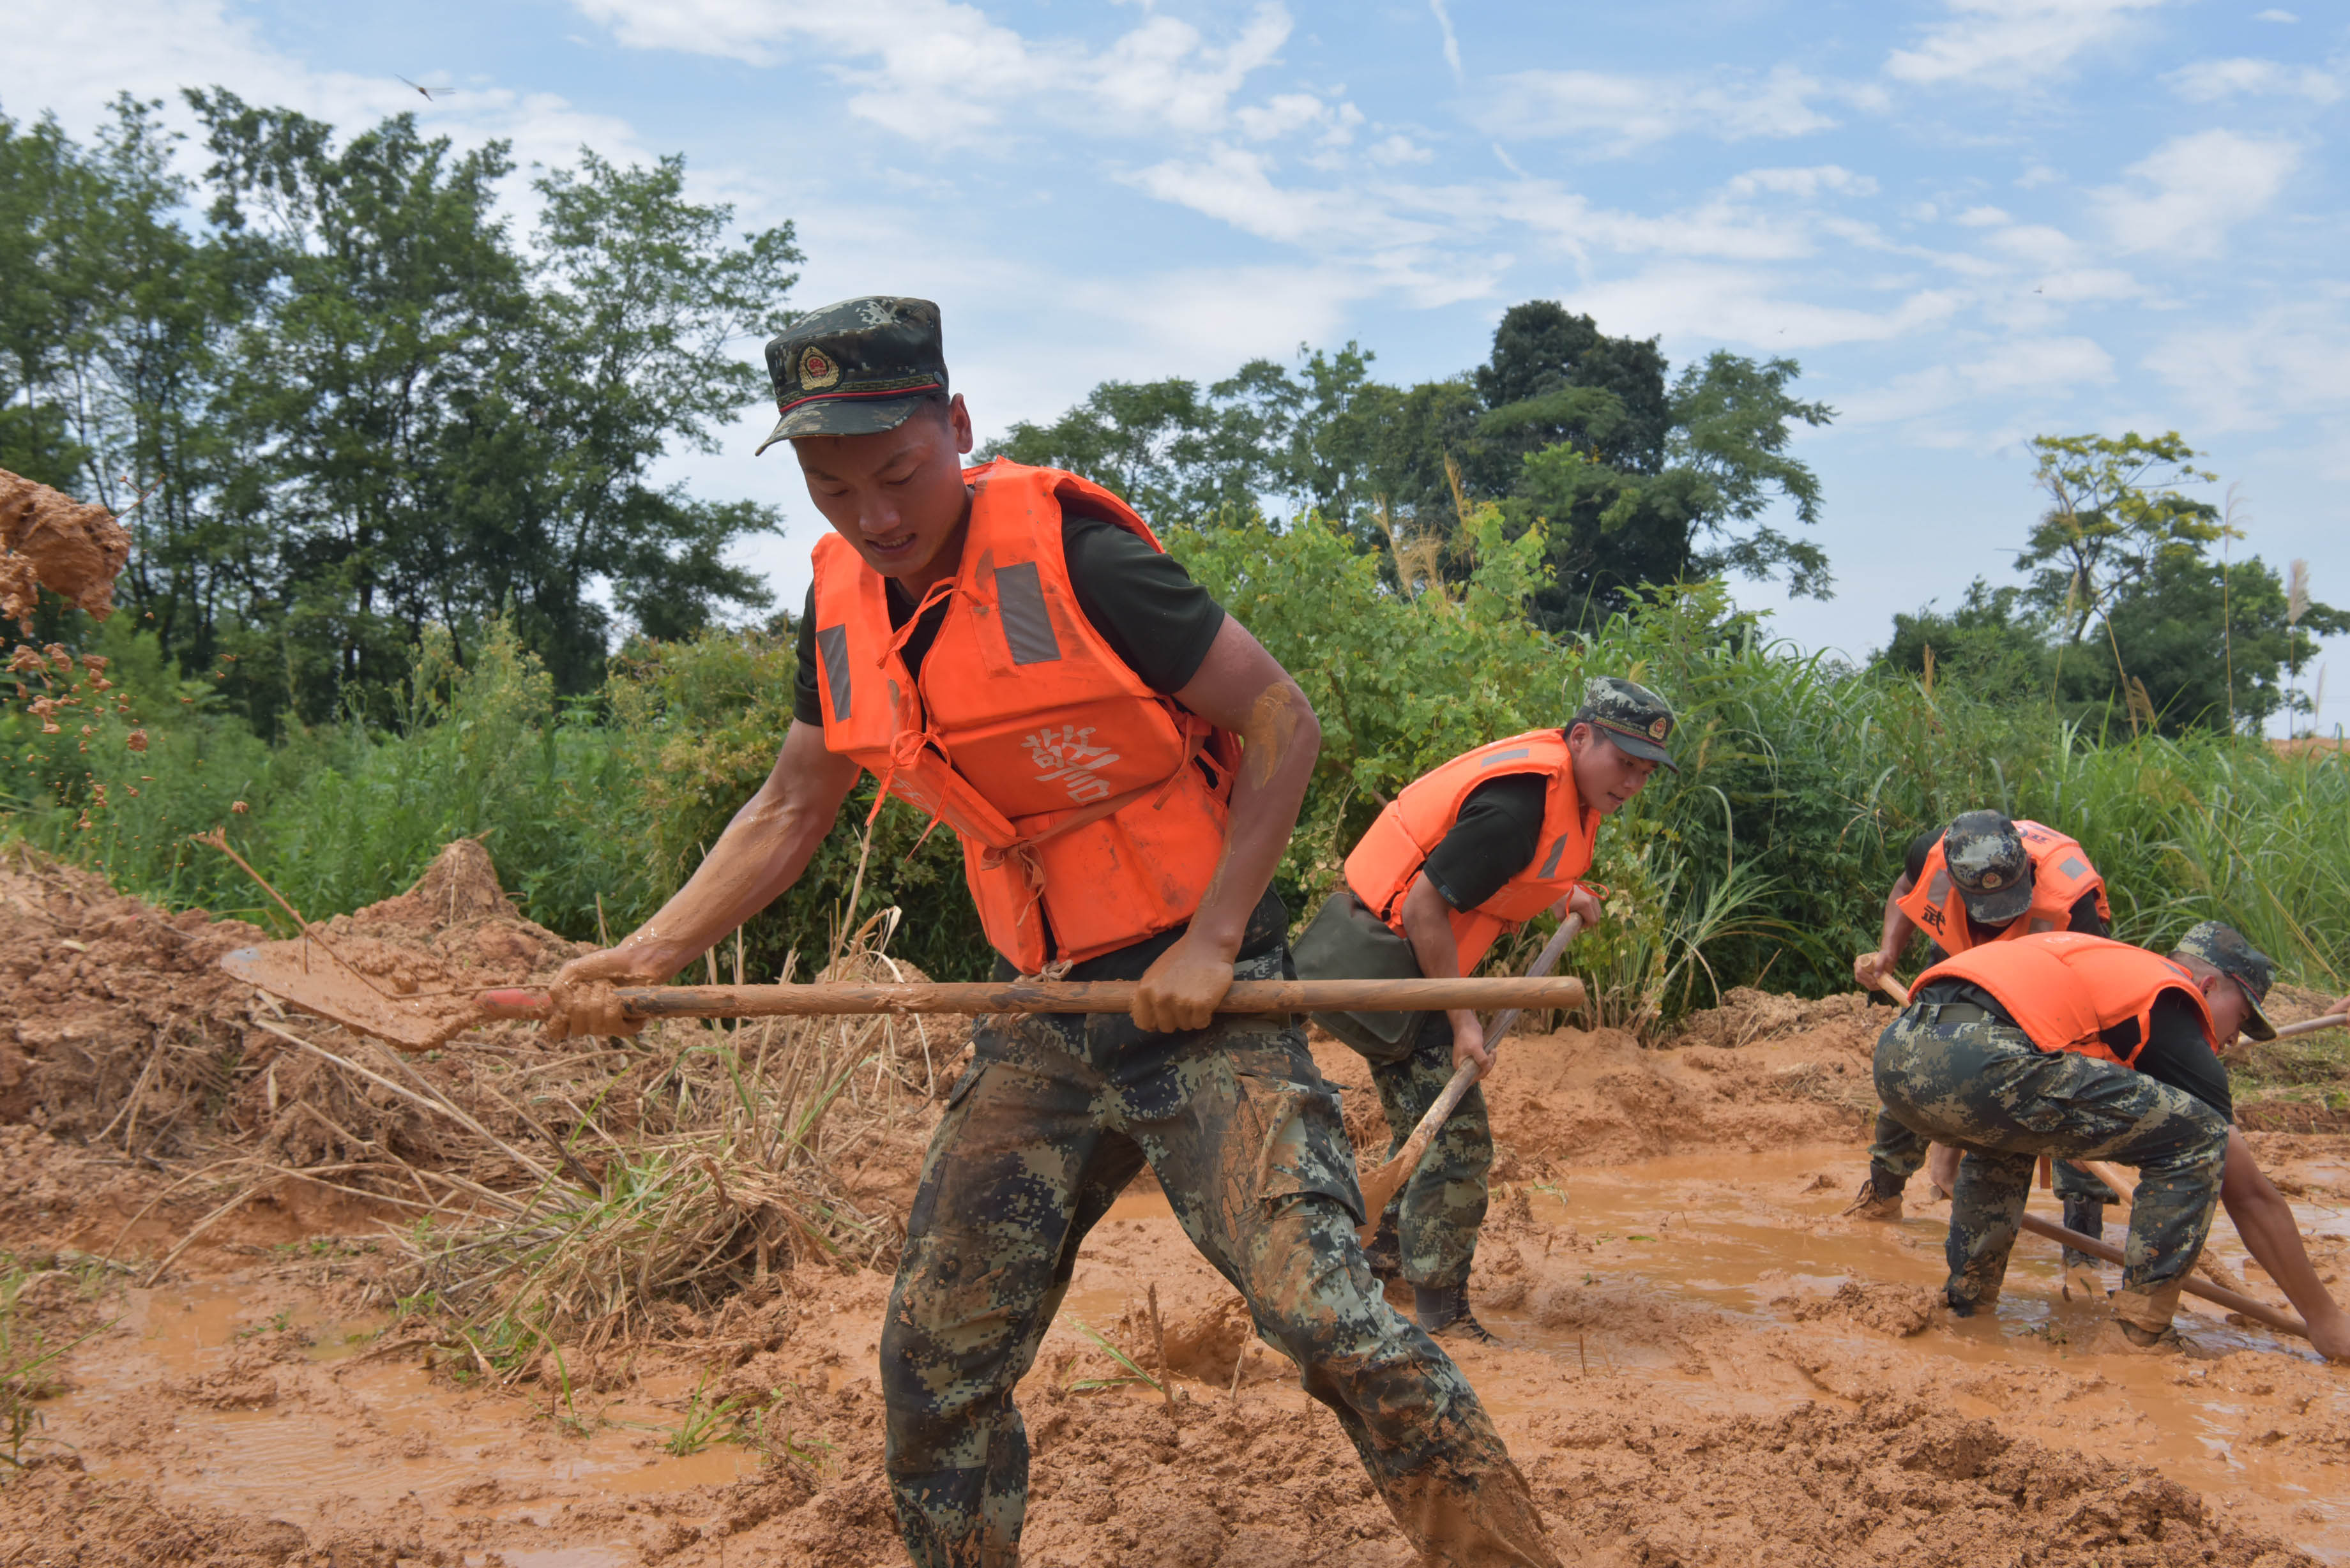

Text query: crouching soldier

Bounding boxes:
[1872,921,2275,1347]
[1849,811,2119,1278]
[1294,679,1674,1341]
[553,298,1560,1567]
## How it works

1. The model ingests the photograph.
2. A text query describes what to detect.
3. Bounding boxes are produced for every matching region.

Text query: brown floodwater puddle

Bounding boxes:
[39,1279,760,1556]
[1070,1145,2350,1559]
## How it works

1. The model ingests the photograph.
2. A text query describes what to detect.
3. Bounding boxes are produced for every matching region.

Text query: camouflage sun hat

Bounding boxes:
[754,296,949,454]
[2172,921,2279,1041]
[1941,810,2033,924]
[1577,677,1679,772]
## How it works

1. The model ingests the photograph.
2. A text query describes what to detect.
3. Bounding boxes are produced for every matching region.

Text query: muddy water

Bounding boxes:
[43,1280,758,1558]
[1069,1145,2350,1559]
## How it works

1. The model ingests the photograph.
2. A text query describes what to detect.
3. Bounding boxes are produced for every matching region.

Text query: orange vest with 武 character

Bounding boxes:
[1895,819,2110,953]
[808,458,1239,972]
[1919,932,2216,1067]
[1343,730,1599,976]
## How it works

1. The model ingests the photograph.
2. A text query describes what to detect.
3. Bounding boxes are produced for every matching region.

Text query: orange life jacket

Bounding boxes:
[1342,730,1598,976]
[808,458,1239,972]
[1895,819,2110,953]
[1918,932,2216,1067]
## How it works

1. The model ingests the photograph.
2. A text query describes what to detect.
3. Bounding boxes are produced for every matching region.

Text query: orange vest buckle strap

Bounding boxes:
[1342,729,1600,976]
[1896,818,2111,953]
[808,458,1239,972]
[1918,932,2217,1066]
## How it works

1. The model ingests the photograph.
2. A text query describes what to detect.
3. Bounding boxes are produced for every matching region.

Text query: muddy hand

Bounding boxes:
[547,944,662,1042]
[1133,931,1236,1033]
[1450,1012,1491,1080]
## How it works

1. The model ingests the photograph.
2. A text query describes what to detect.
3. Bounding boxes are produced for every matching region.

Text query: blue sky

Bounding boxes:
[13,0,2348,730]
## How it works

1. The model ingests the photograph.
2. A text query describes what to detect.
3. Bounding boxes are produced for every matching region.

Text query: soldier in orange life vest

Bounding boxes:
[1848,811,2118,1259]
[550,299,1562,1568]
[1296,679,1674,1342]
[1870,920,2350,1353]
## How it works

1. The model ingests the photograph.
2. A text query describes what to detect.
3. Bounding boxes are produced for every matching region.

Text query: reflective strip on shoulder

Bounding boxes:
[1476,746,1534,770]
[2059,857,2088,878]
[1538,835,1568,878]
[816,624,853,720]
[1926,868,1950,906]
[994,561,1063,665]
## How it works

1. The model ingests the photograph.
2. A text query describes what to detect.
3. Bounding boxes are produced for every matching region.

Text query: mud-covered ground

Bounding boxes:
[3,847,2347,1567]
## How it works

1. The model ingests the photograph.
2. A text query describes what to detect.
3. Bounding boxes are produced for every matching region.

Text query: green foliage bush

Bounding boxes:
[9,516,2344,1020]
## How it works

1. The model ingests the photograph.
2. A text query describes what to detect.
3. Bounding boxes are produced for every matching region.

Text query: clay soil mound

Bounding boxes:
[0,465,132,627]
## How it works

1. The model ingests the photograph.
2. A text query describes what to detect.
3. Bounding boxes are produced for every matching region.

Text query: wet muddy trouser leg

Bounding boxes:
[1367,1011,1490,1292]
[882,955,1559,1568]
[1871,1009,2227,1332]
[1865,1111,1930,1194]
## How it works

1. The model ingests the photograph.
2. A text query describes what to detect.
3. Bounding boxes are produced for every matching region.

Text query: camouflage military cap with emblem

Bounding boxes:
[2171,920,2279,1041]
[1941,810,2033,924]
[754,296,950,455]
[1578,677,1679,771]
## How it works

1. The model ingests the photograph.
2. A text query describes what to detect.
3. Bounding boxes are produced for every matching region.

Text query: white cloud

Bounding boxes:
[1428,0,1464,87]
[1955,204,2012,227]
[1724,165,1880,199]
[2148,299,2350,431]
[2164,57,2343,103]
[2091,129,2300,258]
[573,0,1295,144]
[1885,0,2164,87]
[2255,8,2298,20]
[1368,133,1434,166]
[1959,336,2114,392]
[1564,262,1963,349]
[1474,65,1840,153]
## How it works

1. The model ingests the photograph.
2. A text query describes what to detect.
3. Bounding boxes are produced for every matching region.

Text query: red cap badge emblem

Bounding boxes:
[800,346,842,391]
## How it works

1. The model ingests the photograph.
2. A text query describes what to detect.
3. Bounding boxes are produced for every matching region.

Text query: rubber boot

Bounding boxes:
[1841,1165,1905,1221]
[1414,1283,1497,1344]
[2060,1193,2107,1301]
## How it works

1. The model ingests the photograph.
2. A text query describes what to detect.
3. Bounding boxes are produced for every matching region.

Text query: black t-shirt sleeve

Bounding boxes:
[1062,517,1225,694]
[2067,889,2110,937]
[1903,827,1943,887]
[2104,991,2231,1120]
[1421,774,1550,913]
[792,584,823,727]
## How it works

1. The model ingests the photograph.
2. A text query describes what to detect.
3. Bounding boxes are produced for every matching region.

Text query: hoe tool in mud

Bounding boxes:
[1354,914,1586,1239]
[220,940,1586,1054]
[2019,1212,2317,1349]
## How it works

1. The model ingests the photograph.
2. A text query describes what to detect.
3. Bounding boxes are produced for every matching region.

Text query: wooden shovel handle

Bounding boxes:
[2018,1212,2310,1343]
[2273,1010,2349,1042]
[478,974,1588,1021]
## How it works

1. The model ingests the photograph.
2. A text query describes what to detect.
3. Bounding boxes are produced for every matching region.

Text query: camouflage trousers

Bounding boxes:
[881,948,1559,1568]
[1872,1005,2228,1332]
[1368,1011,1490,1291]
[1867,1110,2118,1266]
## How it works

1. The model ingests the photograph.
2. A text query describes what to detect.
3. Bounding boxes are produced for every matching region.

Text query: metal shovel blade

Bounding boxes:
[220,942,456,1052]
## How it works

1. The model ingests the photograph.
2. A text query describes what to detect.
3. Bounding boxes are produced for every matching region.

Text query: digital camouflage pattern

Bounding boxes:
[1940,810,2033,924]
[2174,919,2280,1040]
[1579,675,1679,771]
[1872,1004,2229,1333]
[881,944,1561,1568]
[1865,1112,2116,1270]
[1369,1011,1491,1293]
[755,295,949,451]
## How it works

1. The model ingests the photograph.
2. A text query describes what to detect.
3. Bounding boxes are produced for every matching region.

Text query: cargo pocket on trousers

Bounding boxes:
[1241,1073,1366,1226]
[906,1060,990,1236]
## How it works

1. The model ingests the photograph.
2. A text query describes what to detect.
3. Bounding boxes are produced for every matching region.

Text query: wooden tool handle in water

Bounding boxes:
[2017,1213,2310,1343]
[1353,916,1586,1233]
[476,974,1589,1021]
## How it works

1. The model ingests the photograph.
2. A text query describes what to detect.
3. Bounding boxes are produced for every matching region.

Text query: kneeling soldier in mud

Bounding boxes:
[1293,681,1674,1342]
[1848,811,2121,1281]
[1869,920,2350,1353]
[552,299,1560,1567]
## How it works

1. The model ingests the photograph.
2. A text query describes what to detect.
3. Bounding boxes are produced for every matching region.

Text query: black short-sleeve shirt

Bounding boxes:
[1420,769,1554,914]
[791,514,1225,725]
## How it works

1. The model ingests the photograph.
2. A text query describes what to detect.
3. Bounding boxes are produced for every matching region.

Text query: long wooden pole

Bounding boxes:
[476,974,1588,1021]
[2018,1212,2309,1342]
[1353,915,1586,1235]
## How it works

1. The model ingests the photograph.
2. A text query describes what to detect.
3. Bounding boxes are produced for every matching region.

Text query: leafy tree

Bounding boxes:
[1876,580,2052,702]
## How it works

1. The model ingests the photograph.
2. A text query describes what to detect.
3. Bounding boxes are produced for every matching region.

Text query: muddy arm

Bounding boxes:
[2222,1130,2350,1361]
[1854,875,1917,991]
[559,720,861,986]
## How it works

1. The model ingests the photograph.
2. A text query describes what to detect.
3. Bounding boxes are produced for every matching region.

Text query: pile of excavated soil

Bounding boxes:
[0,465,132,628]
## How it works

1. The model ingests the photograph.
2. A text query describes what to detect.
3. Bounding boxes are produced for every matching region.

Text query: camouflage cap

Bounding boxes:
[1941,810,2033,924]
[1577,677,1679,771]
[2171,921,2279,1041]
[754,296,948,455]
